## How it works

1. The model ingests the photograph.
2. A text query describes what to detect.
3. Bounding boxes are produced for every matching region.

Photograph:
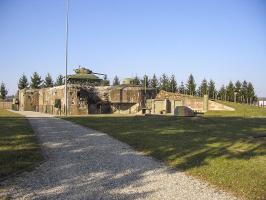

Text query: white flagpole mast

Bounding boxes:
[65,0,69,116]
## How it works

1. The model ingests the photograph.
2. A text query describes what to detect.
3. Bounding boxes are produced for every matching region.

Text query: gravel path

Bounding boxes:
[1,111,239,200]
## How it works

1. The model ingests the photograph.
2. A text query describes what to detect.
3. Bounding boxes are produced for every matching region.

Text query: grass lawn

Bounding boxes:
[0,109,43,180]
[66,102,266,200]
[206,101,266,117]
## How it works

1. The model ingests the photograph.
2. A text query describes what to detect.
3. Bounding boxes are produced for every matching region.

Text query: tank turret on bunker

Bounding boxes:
[67,66,104,85]
[18,67,157,115]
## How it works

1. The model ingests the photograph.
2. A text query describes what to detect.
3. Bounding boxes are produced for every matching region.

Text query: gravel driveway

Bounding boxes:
[0,111,238,200]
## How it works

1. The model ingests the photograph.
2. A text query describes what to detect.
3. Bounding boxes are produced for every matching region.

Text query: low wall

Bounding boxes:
[208,101,235,111]
[147,91,235,114]
[183,97,203,111]
[111,103,140,114]
[0,102,12,109]
[109,86,156,104]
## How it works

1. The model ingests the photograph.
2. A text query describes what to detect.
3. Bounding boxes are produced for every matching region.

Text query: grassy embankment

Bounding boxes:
[206,100,266,117]
[66,102,266,200]
[0,109,43,180]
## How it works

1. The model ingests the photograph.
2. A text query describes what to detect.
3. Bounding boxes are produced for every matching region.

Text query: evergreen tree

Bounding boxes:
[234,80,242,102]
[240,80,248,103]
[226,81,235,102]
[55,74,64,86]
[150,74,159,90]
[179,81,185,94]
[160,73,169,91]
[169,74,177,92]
[218,85,226,101]
[198,78,208,97]
[102,75,110,86]
[112,75,120,86]
[133,76,141,85]
[43,73,53,88]
[208,79,216,99]
[0,82,8,100]
[196,87,201,97]
[141,75,150,88]
[30,72,42,89]
[18,74,29,89]
[247,82,255,104]
[253,95,258,103]
[186,74,196,96]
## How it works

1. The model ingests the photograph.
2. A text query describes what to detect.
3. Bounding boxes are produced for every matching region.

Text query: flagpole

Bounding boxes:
[65,0,69,116]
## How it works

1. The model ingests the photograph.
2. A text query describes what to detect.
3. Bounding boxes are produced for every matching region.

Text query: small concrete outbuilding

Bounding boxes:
[146,91,234,116]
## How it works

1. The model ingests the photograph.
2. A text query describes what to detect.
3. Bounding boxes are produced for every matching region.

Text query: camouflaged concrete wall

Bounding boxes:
[154,91,205,111]
[109,86,156,114]
[183,96,204,111]
[38,86,67,114]
[109,87,156,103]
[95,86,111,102]
[111,103,140,114]
[20,85,160,115]
[19,89,39,111]
[147,99,183,114]
[19,85,86,115]
[109,88,142,103]
[155,100,166,114]
[38,85,93,115]
[155,90,182,100]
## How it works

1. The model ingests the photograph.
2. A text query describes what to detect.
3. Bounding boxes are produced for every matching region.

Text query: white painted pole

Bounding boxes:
[65,0,69,116]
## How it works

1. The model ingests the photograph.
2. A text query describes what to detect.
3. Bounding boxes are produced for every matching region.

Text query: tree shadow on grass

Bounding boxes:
[67,115,266,199]
[0,116,43,180]
[2,115,266,199]
[80,116,266,170]
[1,117,167,200]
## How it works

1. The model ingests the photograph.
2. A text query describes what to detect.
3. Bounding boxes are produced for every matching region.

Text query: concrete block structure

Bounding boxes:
[18,67,157,115]
[146,91,234,115]
[18,84,157,115]
[18,67,234,116]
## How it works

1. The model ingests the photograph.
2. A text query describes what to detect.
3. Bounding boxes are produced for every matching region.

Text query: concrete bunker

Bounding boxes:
[17,67,234,116]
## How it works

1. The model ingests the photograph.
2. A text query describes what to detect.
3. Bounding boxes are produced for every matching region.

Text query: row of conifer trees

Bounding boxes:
[18,72,257,104]
[18,72,111,89]
[18,73,64,90]
[112,74,257,104]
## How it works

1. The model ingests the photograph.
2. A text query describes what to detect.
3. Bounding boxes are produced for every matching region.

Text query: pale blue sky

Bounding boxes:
[0,0,265,96]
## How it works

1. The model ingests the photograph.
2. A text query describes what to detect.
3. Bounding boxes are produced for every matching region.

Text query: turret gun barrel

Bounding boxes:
[93,72,106,76]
